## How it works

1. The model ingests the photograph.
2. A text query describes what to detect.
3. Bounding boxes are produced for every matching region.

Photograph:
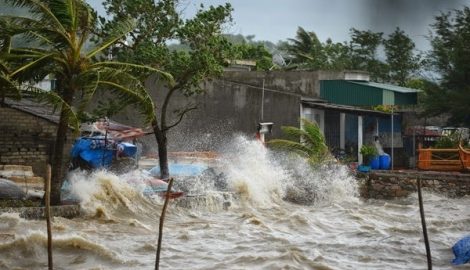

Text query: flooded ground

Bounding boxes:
[0,137,469,269]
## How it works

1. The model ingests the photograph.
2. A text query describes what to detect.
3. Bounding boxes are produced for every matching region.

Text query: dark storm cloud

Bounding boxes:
[358,0,468,48]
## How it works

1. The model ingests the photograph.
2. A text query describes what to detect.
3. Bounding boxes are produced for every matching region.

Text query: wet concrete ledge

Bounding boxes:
[358,170,470,199]
[0,204,81,219]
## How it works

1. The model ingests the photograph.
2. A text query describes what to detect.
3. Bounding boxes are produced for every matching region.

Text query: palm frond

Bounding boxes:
[9,52,54,76]
[267,139,313,157]
[48,0,74,30]
[90,61,174,84]
[4,0,67,34]
[22,85,80,133]
[75,69,99,112]
[0,75,21,100]
[86,18,135,58]
[301,119,327,151]
[267,118,329,164]
[99,80,155,124]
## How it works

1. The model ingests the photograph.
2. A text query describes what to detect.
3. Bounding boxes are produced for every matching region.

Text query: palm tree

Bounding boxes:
[285,27,326,68]
[0,0,169,205]
[0,59,21,103]
[267,119,329,164]
[0,18,21,103]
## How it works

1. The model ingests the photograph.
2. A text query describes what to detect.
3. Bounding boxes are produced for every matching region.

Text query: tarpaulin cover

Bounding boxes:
[452,236,470,265]
[80,149,114,168]
[71,137,114,168]
[149,163,208,177]
[117,142,137,157]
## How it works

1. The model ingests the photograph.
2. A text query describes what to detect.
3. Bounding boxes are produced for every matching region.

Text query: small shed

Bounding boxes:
[318,79,420,168]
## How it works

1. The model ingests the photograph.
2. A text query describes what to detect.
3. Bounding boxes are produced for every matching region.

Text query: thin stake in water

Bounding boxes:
[155,178,174,270]
[417,176,432,269]
[46,164,53,270]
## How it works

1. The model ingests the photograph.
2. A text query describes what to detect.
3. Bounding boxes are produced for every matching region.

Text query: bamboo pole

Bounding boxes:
[417,176,432,269]
[45,164,53,270]
[155,178,174,270]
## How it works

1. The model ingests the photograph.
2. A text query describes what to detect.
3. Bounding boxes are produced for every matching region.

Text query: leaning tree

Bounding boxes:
[102,0,233,179]
[0,0,169,204]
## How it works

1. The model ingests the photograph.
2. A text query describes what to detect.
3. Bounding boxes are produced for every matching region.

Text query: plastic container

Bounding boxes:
[370,156,380,169]
[379,154,391,170]
[358,165,371,173]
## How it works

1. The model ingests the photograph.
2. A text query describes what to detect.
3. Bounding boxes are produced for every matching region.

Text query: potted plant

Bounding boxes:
[359,145,378,172]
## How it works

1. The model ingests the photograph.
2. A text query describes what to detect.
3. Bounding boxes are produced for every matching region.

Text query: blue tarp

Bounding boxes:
[71,137,114,168]
[117,142,137,157]
[453,236,470,265]
[149,163,208,177]
[80,149,114,168]
[71,137,137,169]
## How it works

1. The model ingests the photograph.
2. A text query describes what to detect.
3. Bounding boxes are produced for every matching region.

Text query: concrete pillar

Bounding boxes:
[358,115,363,164]
[340,113,345,150]
[375,117,379,136]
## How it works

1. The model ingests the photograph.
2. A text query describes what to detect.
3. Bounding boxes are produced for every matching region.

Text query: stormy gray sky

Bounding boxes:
[88,0,470,50]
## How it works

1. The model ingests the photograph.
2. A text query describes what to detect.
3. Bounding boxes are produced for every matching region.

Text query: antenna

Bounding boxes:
[272,54,286,68]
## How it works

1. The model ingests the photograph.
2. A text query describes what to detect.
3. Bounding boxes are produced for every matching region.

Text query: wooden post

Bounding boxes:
[46,164,53,270]
[417,176,432,269]
[155,178,174,270]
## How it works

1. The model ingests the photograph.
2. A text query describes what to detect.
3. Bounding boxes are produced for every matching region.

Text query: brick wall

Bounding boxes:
[0,106,74,179]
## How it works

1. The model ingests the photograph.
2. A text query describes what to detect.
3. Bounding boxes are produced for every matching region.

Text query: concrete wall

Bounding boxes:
[147,75,300,152]
[108,70,357,152]
[221,70,348,97]
[358,171,470,199]
[0,106,73,179]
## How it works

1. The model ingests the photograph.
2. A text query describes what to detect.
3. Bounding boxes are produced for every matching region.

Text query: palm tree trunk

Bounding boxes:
[153,125,169,179]
[50,89,73,205]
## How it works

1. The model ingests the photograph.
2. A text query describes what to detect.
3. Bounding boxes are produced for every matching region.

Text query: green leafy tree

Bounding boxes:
[102,0,233,178]
[0,0,165,204]
[322,38,351,70]
[232,41,273,70]
[425,7,470,126]
[383,27,420,86]
[268,119,329,164]
[348,28,388,81]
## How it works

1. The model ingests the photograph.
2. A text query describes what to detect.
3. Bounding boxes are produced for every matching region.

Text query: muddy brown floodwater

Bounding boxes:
[0,137,468,270]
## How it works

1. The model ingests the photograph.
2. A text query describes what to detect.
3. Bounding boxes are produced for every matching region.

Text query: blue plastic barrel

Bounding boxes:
[370,156,380,169]
[379,154,391,170]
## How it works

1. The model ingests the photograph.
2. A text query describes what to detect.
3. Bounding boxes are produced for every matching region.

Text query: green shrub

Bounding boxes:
[360,144,378,164]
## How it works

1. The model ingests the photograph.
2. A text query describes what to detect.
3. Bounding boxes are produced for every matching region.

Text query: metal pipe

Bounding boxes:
[391,106,394,170]
[261,78,265,122]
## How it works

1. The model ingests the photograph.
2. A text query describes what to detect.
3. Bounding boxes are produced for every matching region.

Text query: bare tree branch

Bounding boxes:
[163,105,197,131]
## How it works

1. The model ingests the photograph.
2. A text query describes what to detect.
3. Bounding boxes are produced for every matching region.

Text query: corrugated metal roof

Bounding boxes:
[349,81,421,93]
[301,99,392,117]
[320,80,419,106]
